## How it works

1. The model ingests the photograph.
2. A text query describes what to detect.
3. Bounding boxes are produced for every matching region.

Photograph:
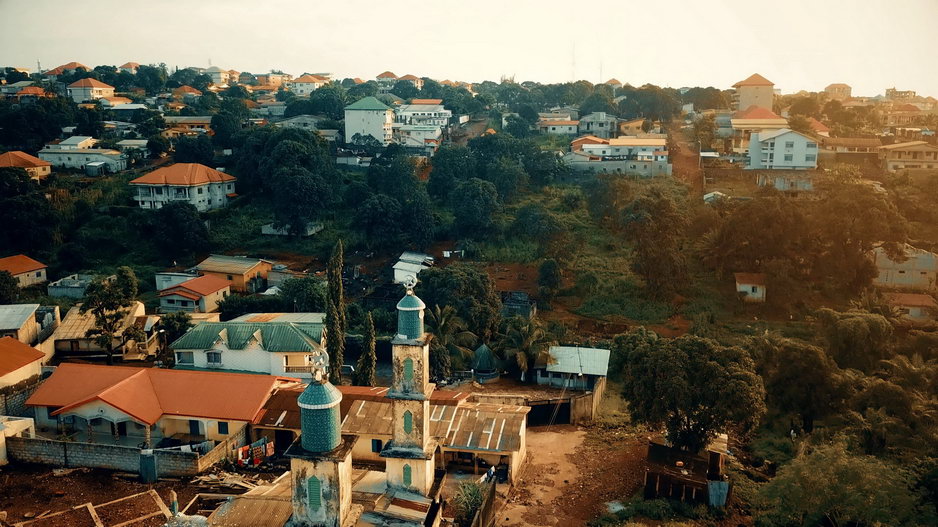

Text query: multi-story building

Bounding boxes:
[66,78,115,103]
[344,96,394,145]
[0,151,51,181]
[375,71,398,93]
[395,99,452,127]
[878,141,938,171]
[118,62,140,74]
[395,125,442,156]
[287,75,328,96]
[578,112,618,139]
[397,74,424,91]
[873,245,937,291]
[38,147,127,173]
[729,106,788,153]
[158,275,230,313]
[732,73,775,111]
[129,163,236,211]
[824,83,851,101]
[886,88,916,101]
[204,66,230,86]
[747,129,819,170]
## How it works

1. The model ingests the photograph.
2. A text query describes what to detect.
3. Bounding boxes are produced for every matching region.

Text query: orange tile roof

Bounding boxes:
[130,163,236,186]
[45,62,89,75]
[0,254,46,275]
[376,71,398,79]
[293,74,326,83]
[885,292,938,309]
[734,272,766,286]
[440,80,456,86]
[27,363,289,425]
[119,62,140,69]
[173,85,202,95]
[410,98,443,105]
[0,150,51,169]
[103,96,132,104]
[400,74,419,81]
[68,78,114,89]
[733,73,774,87]
[352,78,364,84]
[16,87,47,97]
[806,117,830,133]
[0,337,44,378]
[605,78,622,85]
[733,105,784,120]
[160,274,230,296]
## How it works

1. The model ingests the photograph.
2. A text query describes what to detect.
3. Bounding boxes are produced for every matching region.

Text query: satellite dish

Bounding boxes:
[402,275,419,290]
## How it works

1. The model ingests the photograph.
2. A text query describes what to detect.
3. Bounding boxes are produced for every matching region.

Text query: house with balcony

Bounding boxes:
[878,141,938,171]
[158,275,230,313]
[287,75,328,96]
[747,129,819,170]
[729,106,788,153]
[578,112,618,139]
[395,100,452,127]
[344,96,394,146]
[130,163,236,212]
[394,125,442,157]
[375,71,398,93]
[819,137,882,166]
[170,317,326,379]
[66,78,115,103]
[0,151,51,181]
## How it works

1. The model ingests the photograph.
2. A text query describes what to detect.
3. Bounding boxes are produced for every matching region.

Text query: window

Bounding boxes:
[217,421,229,434]
[226,275,233,281]
[198,187,204,194]
[806,154,816,162]
[403,358,414,384]
[784,154,793,162]
[156,188,163,195]
[207,351,222,364]
[402,464,412,487]
[372,439,383,452]
[307,477,322,512]
[751,286,758,293]
[403,410,413,434]
[181,300,190,307]
[177,351,194,364]
[807,142,817,149]
[785,141,794,148]
[36,272,42,277]
[166,299,176,305]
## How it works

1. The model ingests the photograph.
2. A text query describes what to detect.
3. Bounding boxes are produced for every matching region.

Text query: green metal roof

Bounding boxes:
[472,344,498,371]
[171,322,324,352]
[345,96,390,111]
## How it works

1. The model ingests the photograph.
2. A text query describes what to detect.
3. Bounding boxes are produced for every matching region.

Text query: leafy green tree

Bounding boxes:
[135,64,168,95]
[501,316,552,382]
[418,263,502,340]
[452,178,499,239]
[620,331,766,452]
[401,190,436,250]
[787,95,821,118]
[210,112,242,148]
[174,135,214,165]
[222,85,250,99]
[158,311,192,367]
[271,166,334,235]
[512,204,566,257]
[692,114,717,150]
[485,156,527,202]
[503,115,530,138]
[354,313,377,386]
[326,241,346,384]
[151,201,209,259]
[817,308,894,371]
[579,92,618,116]
[391,80,418,100]
[355,194,403,248]
[309,85,347,120]
[278,277,328,312]
[216,294,285,321]
[760,338,846,432]
[0,271,18,304]
[517,104,539,124]
[79,267,138,365]
[147,135,170,158]
[538,259,562,301]
[75,107,105,137]
[758,442,931,527]
[347,81,378,102]
[620,188,688,299]
[426,305,476,375]
[787,114,813,134]
[428,145,475,200]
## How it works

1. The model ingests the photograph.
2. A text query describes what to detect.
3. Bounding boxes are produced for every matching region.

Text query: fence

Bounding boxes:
[469,482,497,527]
[0,375,43,417]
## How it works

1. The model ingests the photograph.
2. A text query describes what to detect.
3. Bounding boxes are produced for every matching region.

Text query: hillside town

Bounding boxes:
[1,3,938,527]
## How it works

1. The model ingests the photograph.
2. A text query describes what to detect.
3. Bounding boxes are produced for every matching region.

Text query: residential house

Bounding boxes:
[729,105,789,153]
[172,85,203,101]
[163,116,213,134]
[644,434,730,506]
[286,75,327,96]
[154,271,199,291]
[886,88,916,101]
[398,74,424,91]
[56,136,97,149]
[66,78,115,103]
[395,100,452,127]
[873,245,938,291]
[756,171,815,193]
[883,104,925,127]
[47,273,108,299]
[824,83,851,101]
[534,346,610,391]
[0,80,36,97]
[0,304,40,345]
[0,255,47,287]
[885,293,937,322]
[806,117,830,137]
[878,141,938,171]
[38,146,127,173]
[273,114,327,131]
[255,73,291,87]
[13,86,51,102]
[818,137,882,166]
[116,139,150,156]
[158,275,230,313]
[50,301,146,358]
[375,71,398,92]
[578,112,618,139]
[732,73,775,111]
[42,62,89,79]
[119,62,140,74]
[0,151,52,181]
[171,318,326,379]
[568,136,672,177]
[538,120,579,135]
[130,163,236,212]
[204,66,230,86]
[392,252,433,284]
[581,136,668,158]
[571,135,609,151]
[195,254,274,293]
[27,363,287,450]
[747,129,819,170]
[605,78,623,91]
[0,337,44,389]
[395,125,442,156]
[344,96,394,146]
[734,273,766,303]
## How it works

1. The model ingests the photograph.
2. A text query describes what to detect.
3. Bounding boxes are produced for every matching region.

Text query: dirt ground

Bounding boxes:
[495,424,646,527]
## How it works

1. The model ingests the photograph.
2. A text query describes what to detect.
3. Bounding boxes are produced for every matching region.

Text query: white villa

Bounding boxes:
[747,129,819,170]
[129,163,236,211]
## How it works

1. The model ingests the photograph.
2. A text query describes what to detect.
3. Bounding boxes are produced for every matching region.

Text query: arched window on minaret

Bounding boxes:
[403,464,412,487]
[307,476,322,512]
[403,410,413,434]
[403,358,414,385]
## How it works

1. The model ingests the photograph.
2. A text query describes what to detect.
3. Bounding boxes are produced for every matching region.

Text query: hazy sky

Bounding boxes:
[2,0,936,96]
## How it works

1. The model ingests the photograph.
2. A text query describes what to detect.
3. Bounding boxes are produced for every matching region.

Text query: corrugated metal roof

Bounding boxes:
[546,346,610,377]
[0,304,38,331]
[51,302,143,341]
[231,313,325,323]
[171,322,324,352]
[196,254,272,275]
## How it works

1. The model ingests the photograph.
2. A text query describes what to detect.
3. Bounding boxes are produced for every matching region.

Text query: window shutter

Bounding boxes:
[403,358,414,384]
[307,477,321,512]
[403,464,412,487]
[403,411,413,434]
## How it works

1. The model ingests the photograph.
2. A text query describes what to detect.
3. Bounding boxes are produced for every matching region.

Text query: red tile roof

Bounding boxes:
[734,272,766,286]
[293,74,326,83]
[160,275,230,296]
[16,87,48,97]
[605,78,622,85]
[44,62,89,76]
[119,62,140,69]
[399,74,420,81]
[806,117,830,133]
[376,71,398,79]
[409,99,442,105]
[885,292,938,309]
[27,363,288,425]
[173,85,202,96]
[0,150,51,169]
[130,163,236,186]
[733,105,784,120]
[0,255,46,275]
[0,337,44,378]
[68,78,114,89]
[733,73,774,88]
[352,78,364,84]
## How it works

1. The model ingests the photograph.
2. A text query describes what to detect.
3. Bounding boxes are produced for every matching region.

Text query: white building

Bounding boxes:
[873,245,938,291]
[38,148,127,173]
[287,75,327,96]
[734,273,766,303]
[158,275,230,313]
[204,66,230,86]
[581,136,668,159]
[273,115,327,131]
[578,112,618,139]
[538,120,579,135]
[747,129,819,170]
[395,100,452,127]
[66,78,115,103]
[344,96,394,146]
[395,125,442,156]
[885,292,937,321]
[130,163,236,212]
[55,136,97,150]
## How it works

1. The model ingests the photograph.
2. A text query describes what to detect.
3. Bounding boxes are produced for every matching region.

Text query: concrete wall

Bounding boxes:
[0,361,41,389]
[6,436,141,471]
[0,376,42,416]
[385,455,434,496]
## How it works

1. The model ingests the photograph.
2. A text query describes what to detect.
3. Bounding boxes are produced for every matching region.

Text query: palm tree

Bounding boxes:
[851,288,900,323]
[501,316,554,382]
[425,305,476,375]
[878,353,937,392]
[845,407,903,455]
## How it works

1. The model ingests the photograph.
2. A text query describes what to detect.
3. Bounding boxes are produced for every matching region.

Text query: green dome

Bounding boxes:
[397,291,425,340]
[298,381,342,452]
[397,291,426,310]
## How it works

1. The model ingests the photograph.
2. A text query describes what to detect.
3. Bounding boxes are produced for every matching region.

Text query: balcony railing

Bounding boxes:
[284,365,315,374]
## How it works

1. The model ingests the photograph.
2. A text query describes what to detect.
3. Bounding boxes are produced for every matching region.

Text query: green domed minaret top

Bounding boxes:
[396,288,426,340]
[298,373,342,453]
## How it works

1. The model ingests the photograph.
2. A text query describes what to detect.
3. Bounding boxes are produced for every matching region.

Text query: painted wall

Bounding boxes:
[748,131,818,170]
[0,359,41,389]
[344,108,394,145]
[385,456,434,496]
[736,282,766,302]
[873,247,938,291]
[290,452,354,526]
[735,85,774,111]
[13,269,46,288]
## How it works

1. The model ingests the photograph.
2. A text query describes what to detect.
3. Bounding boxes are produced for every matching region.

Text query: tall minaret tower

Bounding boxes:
[380,280,437,496]
[286,355,357,526]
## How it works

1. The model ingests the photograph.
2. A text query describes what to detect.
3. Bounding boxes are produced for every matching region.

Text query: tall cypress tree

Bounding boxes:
[326,240,346,383]
[354,313,377,387]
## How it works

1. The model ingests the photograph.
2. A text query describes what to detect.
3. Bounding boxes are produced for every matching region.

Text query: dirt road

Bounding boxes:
[667,121,704,195]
